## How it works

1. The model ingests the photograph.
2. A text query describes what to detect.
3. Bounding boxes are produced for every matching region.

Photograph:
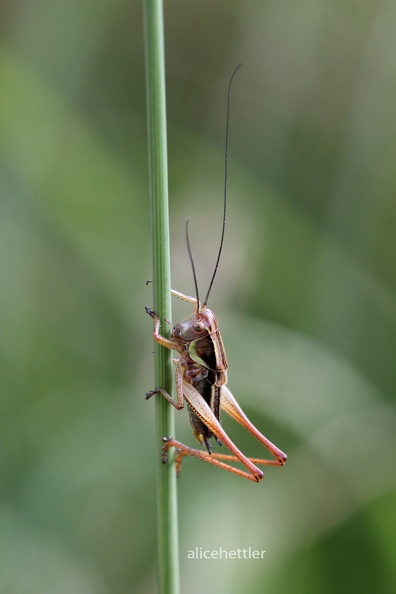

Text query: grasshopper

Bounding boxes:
[146,66,287,482]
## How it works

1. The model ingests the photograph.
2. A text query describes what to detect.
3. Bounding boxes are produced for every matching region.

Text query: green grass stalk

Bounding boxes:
[143,1,180,592]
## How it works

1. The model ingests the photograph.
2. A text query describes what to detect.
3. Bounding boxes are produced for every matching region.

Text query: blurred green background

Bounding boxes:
[1,1,396,593]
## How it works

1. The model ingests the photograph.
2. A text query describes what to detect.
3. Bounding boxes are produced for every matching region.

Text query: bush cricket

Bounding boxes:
[146,65,287,482]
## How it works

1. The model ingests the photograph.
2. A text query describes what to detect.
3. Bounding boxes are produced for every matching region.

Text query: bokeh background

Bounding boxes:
[1,1,396,593]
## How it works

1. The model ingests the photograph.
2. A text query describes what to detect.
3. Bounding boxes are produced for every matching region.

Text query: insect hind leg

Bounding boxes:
[162,437,263,482]
[221,385,287,465]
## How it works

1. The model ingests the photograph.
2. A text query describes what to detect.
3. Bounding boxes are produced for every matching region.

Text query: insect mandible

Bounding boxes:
[145,65,287,482]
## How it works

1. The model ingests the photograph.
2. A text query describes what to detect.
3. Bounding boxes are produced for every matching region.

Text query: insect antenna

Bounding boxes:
[203,63,242,307]
[186,218,200,312]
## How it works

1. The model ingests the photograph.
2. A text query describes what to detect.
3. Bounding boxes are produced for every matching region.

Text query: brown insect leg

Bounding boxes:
[182,381,264,481]
[221,385,287,465]
[170,289,198,305]
[145,306,181,351]
[161,437,262,482]
[146,360,186,410]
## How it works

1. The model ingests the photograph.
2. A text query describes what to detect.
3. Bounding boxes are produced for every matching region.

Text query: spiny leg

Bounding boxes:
[162,381,287,480]
[162,438,284,481]
[221,385,287,465]
[147,283,198,305]
[145,306,180,351]
[170,289,198,306]
[145,306,184,405]
[180,381,264,481]
[146,283,198,307]
[161,438,263,482]
[146,359,186,410]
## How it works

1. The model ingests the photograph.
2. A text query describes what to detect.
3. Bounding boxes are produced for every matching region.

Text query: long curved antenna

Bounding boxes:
[203,63,242,307]
[186,219,200,312]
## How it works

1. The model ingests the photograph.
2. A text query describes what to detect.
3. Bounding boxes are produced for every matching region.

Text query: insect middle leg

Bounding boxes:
[146,358,186,409]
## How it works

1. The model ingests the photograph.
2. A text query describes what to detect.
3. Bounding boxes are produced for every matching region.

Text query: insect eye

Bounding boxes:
[193,322,205,332]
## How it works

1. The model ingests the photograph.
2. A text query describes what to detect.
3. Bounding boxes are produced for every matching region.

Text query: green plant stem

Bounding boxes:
[143,1,180,593]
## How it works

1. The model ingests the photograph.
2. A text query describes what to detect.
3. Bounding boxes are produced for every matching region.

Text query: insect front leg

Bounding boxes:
[146,281,197,306]
[170,289,198,306]
[145,306,180,351]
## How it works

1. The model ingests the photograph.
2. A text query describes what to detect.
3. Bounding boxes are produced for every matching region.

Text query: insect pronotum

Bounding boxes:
[146,65,287,482]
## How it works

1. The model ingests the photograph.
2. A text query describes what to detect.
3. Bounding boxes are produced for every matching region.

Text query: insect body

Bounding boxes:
[145,66,287,482]
[145,293,287,482]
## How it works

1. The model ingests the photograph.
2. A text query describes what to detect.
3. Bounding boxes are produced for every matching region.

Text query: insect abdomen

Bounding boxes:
[189,371,221,451]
